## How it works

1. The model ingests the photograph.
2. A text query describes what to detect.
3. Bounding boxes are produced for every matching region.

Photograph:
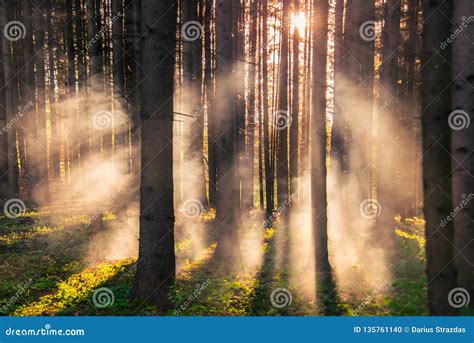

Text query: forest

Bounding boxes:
[0,0,473,317]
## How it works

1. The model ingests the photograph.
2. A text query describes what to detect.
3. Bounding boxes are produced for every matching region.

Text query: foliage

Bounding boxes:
[0,213,429,316]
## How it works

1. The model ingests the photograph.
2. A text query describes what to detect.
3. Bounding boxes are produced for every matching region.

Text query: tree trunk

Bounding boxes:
[262,0,274,220]
[276,0,290,212]
[46,0,61,181]
[0,0,8,200]
[311,0,332,294]
[214,0,240,261]
[86,0,103,157]
[451,0,474,311]
[33,0,50,203]
[124,0,142,181]
[330,0,345,174]
[130,0,177,310]
[289,0,299,202]
[243,0,258,211]
[405,0,421,215]
[21,0,39,204]
[204,0,217,206]
[1,1,18,197]
[182,0,207,208]
[421,0,457,316]
[377,0,401,240]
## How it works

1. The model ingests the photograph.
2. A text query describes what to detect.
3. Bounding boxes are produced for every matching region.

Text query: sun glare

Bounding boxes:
[292,12,307,35]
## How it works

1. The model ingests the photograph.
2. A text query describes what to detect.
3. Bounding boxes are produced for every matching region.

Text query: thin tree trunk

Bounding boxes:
[330,0,346,178]
[0,0,8,200]
[205,0,217,206]
[182,0,207,207]
[87,0,103,156]
[214,0,240,261]
[257,2,264,210]
[311,0,332,299]
[262,0,274,220]
[124,0,142,181]
[243,0,258,211]
[276,0,290,213]
[1,1,18,197]
[21,0,39,204]
[65,0,75,181]
[377,0,401,239]
[33,0,50,202]
[289,0,299,201]
[74,0,87,165]
[405,0,421,215]
[46,0,61,181]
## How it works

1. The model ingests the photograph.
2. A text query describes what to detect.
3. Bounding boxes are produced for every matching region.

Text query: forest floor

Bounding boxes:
[0,209,430,316]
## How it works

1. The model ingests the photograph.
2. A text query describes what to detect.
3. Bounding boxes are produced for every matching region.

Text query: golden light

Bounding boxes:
[291,12,307,35]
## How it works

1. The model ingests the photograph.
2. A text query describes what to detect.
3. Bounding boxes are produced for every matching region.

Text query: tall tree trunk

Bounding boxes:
[131,0,177,310]
[33,0,50,203]
[330,0,345,173]
[0,0,8,200]
[65,0,75,180]
[349,0,375,200]
[276,0,290,212]
[124,0,142,181]
[262,0,273,220]
[421,0,457,316]
[236,0,246,214]
[311,0,332,302]
[289,0,299,201]
[405,0,421,214]
[204,0,217,206]
[86,0,103,156]
[1,1,18,197]
[300,0,311,175]
[377,0,401,239]
[21,0,39,204]
[451,0,474,311]
[46,0,61,181]
[74,0,87,165]
[214,0,240,261]
[243,0,258,211]
[257,0,264,210]
[182,0,207,207]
